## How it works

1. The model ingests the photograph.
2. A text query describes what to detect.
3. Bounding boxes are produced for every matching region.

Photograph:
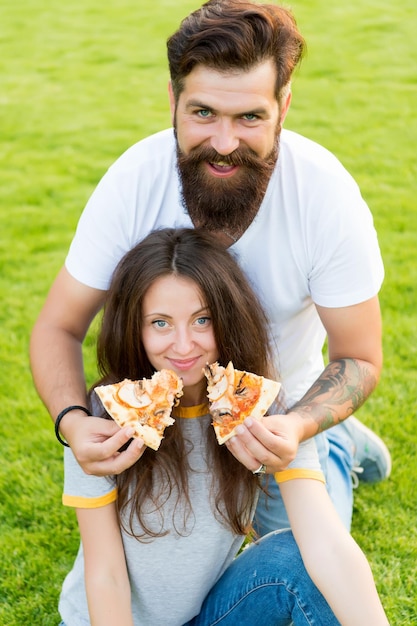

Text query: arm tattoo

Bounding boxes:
[290,358,377,433]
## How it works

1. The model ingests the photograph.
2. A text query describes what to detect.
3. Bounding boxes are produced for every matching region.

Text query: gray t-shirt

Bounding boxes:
[59,405,322,625]
[60,408,247,625]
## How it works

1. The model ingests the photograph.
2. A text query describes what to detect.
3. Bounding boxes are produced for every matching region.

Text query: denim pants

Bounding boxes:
[254,426,354,536]
[185,529,338,626]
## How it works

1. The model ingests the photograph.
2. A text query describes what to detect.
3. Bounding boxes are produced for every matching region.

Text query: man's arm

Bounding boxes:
[30,267,105,417]
[225,295,383,471]
[290,295,382,438]
[30,267,144,475]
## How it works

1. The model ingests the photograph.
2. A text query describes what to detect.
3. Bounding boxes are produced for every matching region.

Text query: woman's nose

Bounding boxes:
[173,329,194,354]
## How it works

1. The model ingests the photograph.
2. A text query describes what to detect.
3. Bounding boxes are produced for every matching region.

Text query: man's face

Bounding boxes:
[169,60,290,232]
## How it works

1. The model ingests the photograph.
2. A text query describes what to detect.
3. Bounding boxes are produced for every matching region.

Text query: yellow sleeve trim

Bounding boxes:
[274,469,325,484]
[62,488,118,509]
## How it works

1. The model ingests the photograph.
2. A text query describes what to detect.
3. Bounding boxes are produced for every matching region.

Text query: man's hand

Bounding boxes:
[225,413,304,473]
[63,413,145,476]
[226,295,383,475]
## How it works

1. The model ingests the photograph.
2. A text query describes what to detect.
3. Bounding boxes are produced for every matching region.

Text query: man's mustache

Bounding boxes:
[178,144,266,169]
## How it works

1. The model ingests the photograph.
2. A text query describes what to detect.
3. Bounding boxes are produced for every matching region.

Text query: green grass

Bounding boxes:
[1,0,416,623]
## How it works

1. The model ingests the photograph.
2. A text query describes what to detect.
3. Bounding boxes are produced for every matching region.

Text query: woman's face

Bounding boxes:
[141,274,219,405]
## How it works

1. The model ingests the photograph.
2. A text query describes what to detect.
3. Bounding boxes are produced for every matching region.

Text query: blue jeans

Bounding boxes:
[254,427,354,536]
[185,530,338,626]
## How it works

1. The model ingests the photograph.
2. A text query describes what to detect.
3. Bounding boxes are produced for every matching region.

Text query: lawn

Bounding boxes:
[0,0,416,623]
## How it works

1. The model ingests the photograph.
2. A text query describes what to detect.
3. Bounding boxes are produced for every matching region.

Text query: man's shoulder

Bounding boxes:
[108,128,176,173]
[281,129,342,167]
[280,129,357,187]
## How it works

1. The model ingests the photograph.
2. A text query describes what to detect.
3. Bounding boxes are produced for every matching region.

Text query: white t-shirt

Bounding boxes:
[66,128,384,406]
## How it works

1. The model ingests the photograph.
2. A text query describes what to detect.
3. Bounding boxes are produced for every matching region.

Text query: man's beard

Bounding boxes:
[176,136,279,234]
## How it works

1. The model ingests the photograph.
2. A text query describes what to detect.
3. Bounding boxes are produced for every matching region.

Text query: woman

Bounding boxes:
[58,228,388,625]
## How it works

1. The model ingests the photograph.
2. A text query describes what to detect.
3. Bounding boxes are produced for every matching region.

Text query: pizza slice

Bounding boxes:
[204,361,281,445]
[94,369,183,450]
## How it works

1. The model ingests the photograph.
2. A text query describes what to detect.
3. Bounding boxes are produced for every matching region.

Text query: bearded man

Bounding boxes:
[31,0,390,542]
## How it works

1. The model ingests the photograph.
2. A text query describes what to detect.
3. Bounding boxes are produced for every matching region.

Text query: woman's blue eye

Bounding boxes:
[153,320,168,328]
[196,316,210,325]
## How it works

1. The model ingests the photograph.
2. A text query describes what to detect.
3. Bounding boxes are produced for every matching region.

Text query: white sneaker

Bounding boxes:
[340,416,392,484]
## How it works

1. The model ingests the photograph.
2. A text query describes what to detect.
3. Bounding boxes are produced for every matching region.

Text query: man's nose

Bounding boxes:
[209,119,240,155]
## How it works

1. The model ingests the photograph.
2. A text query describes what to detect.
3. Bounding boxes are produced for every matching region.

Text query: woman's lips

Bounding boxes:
[168,357,201,371]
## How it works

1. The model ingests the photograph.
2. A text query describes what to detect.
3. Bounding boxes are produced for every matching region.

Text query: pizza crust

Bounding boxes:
[204,361,281,444]
[94,370,183,450]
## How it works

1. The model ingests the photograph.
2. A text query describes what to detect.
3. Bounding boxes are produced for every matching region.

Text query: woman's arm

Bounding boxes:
[76,503,134,626]
[279,479,389,625]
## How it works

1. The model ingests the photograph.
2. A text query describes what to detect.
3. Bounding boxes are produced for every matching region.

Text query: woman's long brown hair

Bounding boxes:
[90,228,279,540]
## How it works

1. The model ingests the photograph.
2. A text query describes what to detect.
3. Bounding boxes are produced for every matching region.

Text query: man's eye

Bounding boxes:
[243,113,258,121]
[197,109,212,118]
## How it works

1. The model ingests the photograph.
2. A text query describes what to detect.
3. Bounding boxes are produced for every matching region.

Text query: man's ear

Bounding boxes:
[280,89,292,126]
[168,81,176,125]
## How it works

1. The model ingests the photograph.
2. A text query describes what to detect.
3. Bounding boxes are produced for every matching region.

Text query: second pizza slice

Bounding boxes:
[204,361,281,445]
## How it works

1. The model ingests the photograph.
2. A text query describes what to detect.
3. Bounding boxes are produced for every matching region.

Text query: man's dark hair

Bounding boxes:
[167,0,305,103]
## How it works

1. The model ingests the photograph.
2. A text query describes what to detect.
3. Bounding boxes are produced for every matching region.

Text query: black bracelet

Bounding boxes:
[55,405,92,447]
